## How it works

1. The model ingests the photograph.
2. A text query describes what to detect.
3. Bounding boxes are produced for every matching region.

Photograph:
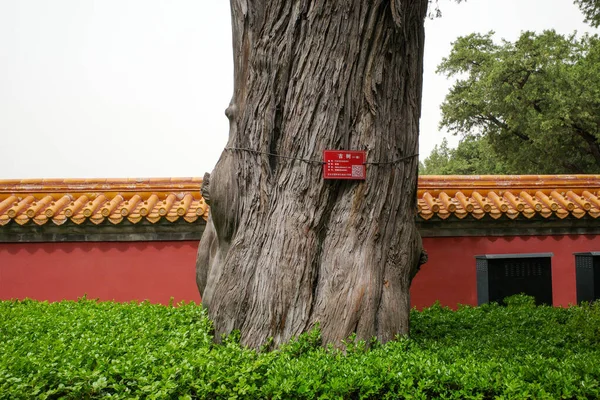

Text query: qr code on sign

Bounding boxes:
[352,165,365,178]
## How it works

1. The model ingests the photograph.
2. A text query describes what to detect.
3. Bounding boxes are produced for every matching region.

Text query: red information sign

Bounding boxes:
[323,150,366,180]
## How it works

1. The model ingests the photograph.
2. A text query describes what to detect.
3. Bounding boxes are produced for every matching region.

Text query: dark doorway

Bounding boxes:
[476,253,553,306]
[574,252,600,303]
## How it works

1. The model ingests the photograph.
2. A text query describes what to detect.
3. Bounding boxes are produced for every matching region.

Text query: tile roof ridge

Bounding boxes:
[0,177,203,193]
[418,174,600,195]
[417,175,600,223]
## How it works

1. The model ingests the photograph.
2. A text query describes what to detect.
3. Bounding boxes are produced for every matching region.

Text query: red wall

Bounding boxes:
[0,241,201,305]
[2,235,599,308]
[410,234,600,309]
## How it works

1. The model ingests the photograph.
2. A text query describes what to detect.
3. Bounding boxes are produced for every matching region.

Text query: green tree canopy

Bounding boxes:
[419,136,509,175]
[575,0,600,27]
[432,30,600,174]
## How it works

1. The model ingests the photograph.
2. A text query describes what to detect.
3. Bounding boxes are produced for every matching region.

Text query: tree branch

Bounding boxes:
[481,114,531,142]
[572,122,600,168]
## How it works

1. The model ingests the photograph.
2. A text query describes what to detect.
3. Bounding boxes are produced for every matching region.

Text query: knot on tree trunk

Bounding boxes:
[201,172,211,205]
[225,103,237,122]
[419,249,428,266]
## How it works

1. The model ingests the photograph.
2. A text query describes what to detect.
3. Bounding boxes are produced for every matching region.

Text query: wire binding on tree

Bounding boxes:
[223,147,418,166]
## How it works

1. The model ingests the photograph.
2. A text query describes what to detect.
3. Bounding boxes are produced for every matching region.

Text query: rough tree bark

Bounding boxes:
[197,0,428,349]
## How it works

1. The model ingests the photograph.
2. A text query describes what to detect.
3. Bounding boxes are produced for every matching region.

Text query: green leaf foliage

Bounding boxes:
[419,136,510,175]
[575,0,600,27]
[437,30,600,174]
[2,296,600,398]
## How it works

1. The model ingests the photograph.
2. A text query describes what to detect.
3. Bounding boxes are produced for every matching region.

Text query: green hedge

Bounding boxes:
[1,295,600,399]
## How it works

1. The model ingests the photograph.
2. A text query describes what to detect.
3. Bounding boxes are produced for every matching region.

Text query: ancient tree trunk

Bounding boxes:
[197,0,428,348]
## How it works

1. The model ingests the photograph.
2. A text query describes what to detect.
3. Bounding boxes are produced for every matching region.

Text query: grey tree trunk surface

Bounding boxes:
[197,0,428,349]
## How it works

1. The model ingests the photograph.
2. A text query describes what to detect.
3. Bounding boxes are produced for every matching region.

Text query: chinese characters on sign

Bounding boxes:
[323,150,366,180]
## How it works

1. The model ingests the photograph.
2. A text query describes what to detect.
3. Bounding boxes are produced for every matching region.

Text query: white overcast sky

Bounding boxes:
[0,1,596,179]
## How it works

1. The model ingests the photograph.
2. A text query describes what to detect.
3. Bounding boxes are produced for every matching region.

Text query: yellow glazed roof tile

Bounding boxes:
[417,175,600,221]
[0,178,205,226]
[2,175,600,227]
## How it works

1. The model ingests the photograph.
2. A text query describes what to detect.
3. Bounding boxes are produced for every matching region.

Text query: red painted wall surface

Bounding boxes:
[0,241,201,305]
[410,234,600,309]
[2,235,599,309]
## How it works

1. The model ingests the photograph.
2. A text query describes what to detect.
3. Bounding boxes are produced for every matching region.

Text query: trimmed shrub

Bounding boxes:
[1,295,599,399]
